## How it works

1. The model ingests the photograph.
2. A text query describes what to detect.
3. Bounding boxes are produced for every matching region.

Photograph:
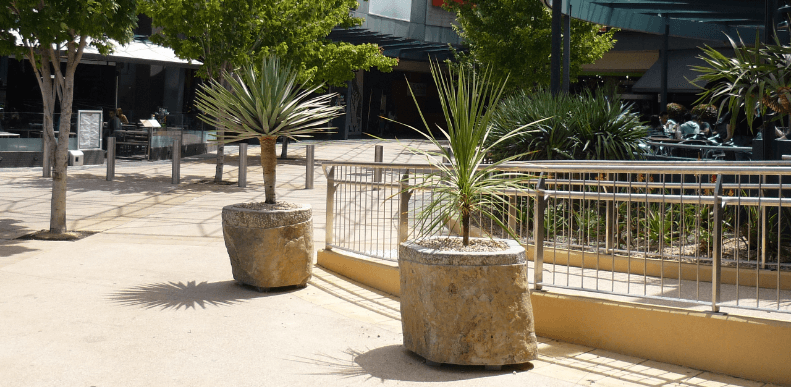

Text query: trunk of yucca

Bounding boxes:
[260,136,278,204]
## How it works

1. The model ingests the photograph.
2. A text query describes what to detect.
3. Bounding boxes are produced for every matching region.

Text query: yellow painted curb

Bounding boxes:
[526,246,791,290]
[317,248,791,385]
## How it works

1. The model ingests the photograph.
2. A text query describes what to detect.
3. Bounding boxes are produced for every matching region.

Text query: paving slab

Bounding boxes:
[0,140,780,386]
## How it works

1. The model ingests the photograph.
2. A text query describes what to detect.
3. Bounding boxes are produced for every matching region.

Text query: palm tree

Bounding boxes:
[195,55,343,204]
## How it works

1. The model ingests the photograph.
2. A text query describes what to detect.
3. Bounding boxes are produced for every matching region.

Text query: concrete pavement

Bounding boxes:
[0,139,779,386]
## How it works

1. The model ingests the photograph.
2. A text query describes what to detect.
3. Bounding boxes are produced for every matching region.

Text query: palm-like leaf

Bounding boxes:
[693,33,791,130]
[195,56,344,203]
[398,61,539,246]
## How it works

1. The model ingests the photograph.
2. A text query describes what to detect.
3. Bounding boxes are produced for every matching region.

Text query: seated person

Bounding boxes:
[677,113,700,138]
[660,111,678,137]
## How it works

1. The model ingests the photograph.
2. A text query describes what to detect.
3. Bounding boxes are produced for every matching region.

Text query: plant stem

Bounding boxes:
[260,135,277,204]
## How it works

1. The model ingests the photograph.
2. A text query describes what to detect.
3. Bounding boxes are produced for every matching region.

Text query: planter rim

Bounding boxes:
[399,237,525,266]
[222,202,311,230]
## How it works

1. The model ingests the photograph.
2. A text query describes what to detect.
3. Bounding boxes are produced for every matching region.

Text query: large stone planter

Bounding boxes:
[398,237,537,366]
[222,202,313,289]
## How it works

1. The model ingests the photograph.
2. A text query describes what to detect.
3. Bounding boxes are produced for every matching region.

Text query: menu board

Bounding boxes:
[78,110,103,150]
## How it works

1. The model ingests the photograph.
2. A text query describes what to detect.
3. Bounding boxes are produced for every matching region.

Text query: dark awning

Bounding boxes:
[631,48,733,93]
[545,0,783,44]
[328,28,464,62]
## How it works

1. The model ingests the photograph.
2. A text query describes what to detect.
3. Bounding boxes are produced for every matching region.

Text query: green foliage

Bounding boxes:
[397,61,538,245]
[0,0,137,57]
[693,33,791,128]
[195,55,344,142]
[444,0,616,93]
[141,0,397,87]
[488,89,647,161]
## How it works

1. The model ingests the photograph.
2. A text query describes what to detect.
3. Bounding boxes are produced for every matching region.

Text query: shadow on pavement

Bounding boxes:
[294,345,534,382]
[108,280,294,310]
[0,239,39,258]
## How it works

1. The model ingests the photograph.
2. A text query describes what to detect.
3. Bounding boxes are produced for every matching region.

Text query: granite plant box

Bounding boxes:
[398,237,537,367]
[221,202,313,289]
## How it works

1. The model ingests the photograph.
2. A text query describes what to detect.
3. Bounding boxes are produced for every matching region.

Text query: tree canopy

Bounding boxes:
[444,0,616,92]
[140,0,398,87]
[0,0,138,234]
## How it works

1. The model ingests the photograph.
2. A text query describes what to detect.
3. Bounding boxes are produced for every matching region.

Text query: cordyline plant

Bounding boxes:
[397,60,539,246]
[195,55,344,204]
[693,33,791,131]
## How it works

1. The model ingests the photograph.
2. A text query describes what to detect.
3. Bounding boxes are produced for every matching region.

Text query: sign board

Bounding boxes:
[140,119,161,128]
[77,110,102,150]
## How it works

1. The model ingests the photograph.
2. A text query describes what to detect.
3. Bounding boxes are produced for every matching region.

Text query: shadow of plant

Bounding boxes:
[108,280,293,310]
[292,346,533,382]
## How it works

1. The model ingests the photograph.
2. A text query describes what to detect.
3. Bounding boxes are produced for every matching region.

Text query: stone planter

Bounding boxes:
[398,237,537,367]
[222,202,313,289]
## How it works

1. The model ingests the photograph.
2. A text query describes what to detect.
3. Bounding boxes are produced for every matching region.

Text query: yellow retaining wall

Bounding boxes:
[526,246,791,290]
[316,248,791,385]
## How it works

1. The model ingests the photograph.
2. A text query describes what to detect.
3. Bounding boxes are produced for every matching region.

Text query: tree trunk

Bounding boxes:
[50,77,75,234]
[462,211,470,246]
[213,62,232,183]
[260,135,277,204]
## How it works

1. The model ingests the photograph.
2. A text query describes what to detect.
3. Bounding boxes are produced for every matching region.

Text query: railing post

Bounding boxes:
[374,145,383,183]
[42,136,51,178]
[238,143,247,188]
[712,174,723,313]
[171,136,181,184]
[325,166,335,249]
[605,173,614,251]
[508,194,517,235]
[106,137,115,181]
[306,144,315,189]
[398,171,412,246]
[534,178,546,290]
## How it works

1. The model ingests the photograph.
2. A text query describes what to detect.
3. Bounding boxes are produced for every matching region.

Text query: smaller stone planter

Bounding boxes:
[222,202,313,289]
[399,237,537,367]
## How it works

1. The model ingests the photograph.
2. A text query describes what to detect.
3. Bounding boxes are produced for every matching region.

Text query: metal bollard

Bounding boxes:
[442,146,453,164]
[106,137,115,181]
[280,137,289,159]
[238,143,247,188]
[172,137,181,184]
[374,145,383,182]
[42,136,51,178]
[305,144,315,189]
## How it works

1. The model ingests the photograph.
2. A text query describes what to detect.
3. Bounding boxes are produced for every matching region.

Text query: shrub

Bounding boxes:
[488,89,647,161]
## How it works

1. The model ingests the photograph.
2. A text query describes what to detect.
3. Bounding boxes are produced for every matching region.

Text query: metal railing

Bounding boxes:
[322,159,791,314]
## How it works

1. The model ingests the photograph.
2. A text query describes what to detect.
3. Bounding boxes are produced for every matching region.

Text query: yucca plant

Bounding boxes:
[398,61,538,246]
[195,55,343,204]
[693,33,791,129]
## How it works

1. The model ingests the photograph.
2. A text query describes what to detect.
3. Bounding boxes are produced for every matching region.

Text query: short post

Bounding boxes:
[280,137,289,159]
[442,146,453,164]
[305,144,315,189]
[325,166,335,249]
[533,178,546,290]
[238,143,247,188]
[711,174,723,313]
[374,145,383,182]
[398,171,412,246]
[42,136,51,178]
[106,137,115,181]
[171,136,181,184]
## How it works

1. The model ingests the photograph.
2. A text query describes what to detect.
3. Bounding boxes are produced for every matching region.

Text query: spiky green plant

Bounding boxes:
[488,89,646,161]
[398,61,539,246]
[692,33,791,130]
[195,55,343,204]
